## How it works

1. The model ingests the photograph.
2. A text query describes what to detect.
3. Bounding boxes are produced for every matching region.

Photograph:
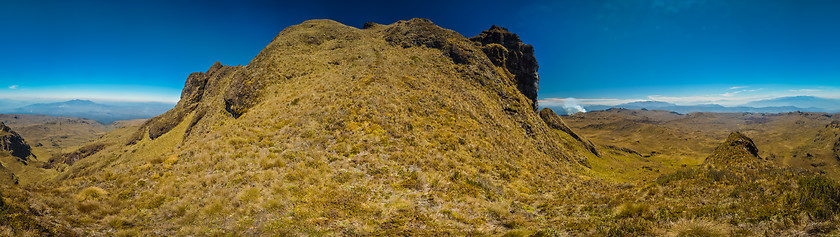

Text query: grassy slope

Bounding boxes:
[0,114,109,159]
[564,109,840,181]
[22,19,596,235]
[4,19,840,236]
[0,115,148,186]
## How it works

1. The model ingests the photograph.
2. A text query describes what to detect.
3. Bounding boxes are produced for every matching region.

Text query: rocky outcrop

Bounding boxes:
[48,142,108,166]
[827,121,840,129]
[539,108,600,156]
[383,18,482,65]
[834,138,840,161]
[830,121,840,160]
[125,62,236,144]
[470,25,539,110]
[704,132,766,169]
[0,122,31,159]
[223,69,260,118]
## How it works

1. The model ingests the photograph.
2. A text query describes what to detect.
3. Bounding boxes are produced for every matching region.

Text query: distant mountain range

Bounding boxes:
[547,96,840,115]
[3,99,174,124]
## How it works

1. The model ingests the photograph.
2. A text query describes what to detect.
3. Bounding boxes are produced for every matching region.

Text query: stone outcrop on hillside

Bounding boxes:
[470,25,539,110]
[829,121,840,160]
[127,61,242,144]
[704,131,766,169]
[0,122,31,159]
[539,108,600,156]
[48,142,108,166]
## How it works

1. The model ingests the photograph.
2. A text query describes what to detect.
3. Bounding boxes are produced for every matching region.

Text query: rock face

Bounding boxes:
[470,25,539,110]
[48,142,108,166]
[539,108,599,157]
[830,121,840,160]
[384,18,482,65]
[834,138,840,161]
[704,131,765,169]
[128,61,242,144]
[0,122,31,159]
[826,121,840,129]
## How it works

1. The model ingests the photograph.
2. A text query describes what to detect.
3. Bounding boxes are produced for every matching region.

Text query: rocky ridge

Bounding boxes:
[539,108,599,157]
[0,122,31,160]
[704,131,766,169]
[470,25,539,110]
[829,121,840,160]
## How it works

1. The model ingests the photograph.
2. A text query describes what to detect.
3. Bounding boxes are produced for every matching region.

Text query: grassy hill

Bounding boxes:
[3,19,601,235]
[1,19,839,236]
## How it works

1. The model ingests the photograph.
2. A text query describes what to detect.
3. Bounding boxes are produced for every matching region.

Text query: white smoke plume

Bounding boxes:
[563,98,586,114]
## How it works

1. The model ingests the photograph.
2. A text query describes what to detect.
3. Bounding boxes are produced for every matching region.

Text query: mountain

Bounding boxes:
[5,19,599,235]
[4,19,840,236]
[10,99,173,124]
[0,98,34,112]
[549,100,824,115]
[745,96,840,112]
[616,101,677,109]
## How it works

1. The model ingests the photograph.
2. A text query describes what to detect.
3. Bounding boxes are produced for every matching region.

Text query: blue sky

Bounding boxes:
[1,0,838,105]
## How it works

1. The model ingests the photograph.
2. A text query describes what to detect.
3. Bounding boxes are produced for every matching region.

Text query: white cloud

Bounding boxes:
[789,89,821,92]
[721,87,763,97]
[8,85,18,89]
[728,86,747,90]
[539,98,642,106]
[721,91,742,97]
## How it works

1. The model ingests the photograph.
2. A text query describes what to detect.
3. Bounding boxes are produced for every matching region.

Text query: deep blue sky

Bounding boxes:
[1,0,839,105]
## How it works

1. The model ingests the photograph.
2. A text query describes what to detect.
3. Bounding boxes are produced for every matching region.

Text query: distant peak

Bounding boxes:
[66,99,96,104]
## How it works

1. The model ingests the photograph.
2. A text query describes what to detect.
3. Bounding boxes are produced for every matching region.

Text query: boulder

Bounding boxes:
[0,122,31,159]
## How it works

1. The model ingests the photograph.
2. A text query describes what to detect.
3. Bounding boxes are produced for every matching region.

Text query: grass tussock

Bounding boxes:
[667,218,729,237]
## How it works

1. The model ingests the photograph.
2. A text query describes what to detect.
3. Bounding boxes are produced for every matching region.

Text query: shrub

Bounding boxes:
[797,175,840,220]
[668,218,730,237]
[77,200,100,213]
[604,218,654,236]
[76,186,107,202]
[615,203,652,219]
